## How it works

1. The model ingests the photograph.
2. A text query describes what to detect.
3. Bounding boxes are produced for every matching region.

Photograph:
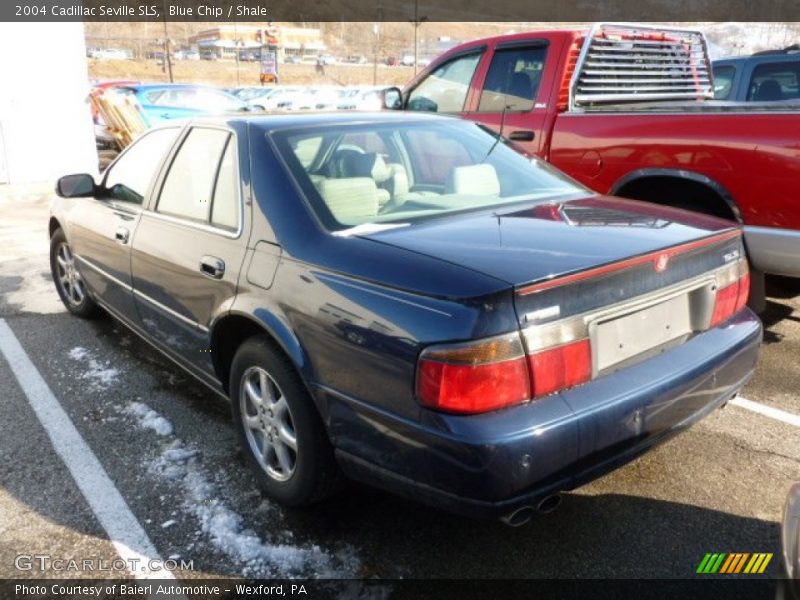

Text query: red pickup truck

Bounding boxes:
[398,24,800,305]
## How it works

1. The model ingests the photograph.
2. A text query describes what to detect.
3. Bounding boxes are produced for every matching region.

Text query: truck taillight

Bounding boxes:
[710,259,750,327]
[416,333,530,414]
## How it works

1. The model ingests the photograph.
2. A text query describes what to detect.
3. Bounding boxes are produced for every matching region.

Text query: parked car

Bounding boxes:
[283,55,302,64]
[397,23,800,309]
[200,50,218,61]
[783,483,800,599]
[50,112,760,522]
[112,84,249,126]
[713,46,800,101]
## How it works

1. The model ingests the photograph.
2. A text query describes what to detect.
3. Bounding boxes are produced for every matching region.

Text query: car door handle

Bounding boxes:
[508,130,535,142]
[115,227,129,244]
[199,256,225,279]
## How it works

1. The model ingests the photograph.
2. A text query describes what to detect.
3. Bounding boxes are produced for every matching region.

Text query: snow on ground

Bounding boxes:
[0,189,65,315]
[124,400,360,578]
[67,346,121,391]
[126,401,174,436]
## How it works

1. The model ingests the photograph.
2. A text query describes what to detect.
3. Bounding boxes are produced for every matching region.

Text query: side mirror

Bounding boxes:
[56,173,96,198]
[381,87,403,110]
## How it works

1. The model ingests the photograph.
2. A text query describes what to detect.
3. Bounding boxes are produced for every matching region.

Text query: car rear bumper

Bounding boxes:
[322,309,762,519]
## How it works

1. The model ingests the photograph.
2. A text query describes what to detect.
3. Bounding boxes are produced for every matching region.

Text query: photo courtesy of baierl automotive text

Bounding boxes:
[0,1,799,598]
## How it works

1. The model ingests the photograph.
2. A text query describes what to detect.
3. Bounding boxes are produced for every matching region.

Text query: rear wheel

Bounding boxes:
[50,229,100,318]
[230,336,342,506]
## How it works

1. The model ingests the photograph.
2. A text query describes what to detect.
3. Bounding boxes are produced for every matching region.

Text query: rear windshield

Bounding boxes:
[270,120,588,232]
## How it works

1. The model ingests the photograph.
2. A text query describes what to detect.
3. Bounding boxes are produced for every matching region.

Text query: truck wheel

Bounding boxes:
[50,229,100,318]
[230,336,342,506]
[747,267,766,314]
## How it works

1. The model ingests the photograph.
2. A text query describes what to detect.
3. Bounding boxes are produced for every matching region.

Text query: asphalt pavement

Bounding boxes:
[0,187,798,585]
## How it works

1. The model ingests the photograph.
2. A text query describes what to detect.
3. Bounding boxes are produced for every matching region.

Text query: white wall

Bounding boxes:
[0,23,97,185]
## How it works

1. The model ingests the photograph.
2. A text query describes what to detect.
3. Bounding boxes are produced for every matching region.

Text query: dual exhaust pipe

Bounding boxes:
[500,494,562,527]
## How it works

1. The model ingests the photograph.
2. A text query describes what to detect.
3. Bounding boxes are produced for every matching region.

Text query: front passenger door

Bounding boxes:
[130,126,249,378]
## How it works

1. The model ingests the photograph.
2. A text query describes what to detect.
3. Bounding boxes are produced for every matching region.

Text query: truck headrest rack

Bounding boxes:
[569,23,714,109]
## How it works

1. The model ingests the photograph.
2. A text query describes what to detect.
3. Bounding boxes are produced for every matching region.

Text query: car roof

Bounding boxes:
[125,83,230,93]
[184,111,460,131]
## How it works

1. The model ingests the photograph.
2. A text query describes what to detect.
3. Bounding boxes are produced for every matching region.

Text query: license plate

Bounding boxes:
[593,293,692,373]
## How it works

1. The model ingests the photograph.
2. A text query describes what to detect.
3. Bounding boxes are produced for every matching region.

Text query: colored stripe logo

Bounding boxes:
[697,553,772,574]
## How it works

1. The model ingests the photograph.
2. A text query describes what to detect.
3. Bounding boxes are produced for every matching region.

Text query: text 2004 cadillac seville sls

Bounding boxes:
[50,113,761,525]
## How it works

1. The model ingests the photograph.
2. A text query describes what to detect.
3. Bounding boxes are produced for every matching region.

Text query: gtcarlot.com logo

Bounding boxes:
[15,554,193,573]
[696,552,773,574]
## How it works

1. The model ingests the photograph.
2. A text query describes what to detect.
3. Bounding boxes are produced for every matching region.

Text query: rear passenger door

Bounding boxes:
[130,125,249,378]
[464,41,551,157]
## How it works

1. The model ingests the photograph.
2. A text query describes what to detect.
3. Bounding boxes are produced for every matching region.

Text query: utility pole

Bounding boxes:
[161,0,173,82]
[411,0,427,75]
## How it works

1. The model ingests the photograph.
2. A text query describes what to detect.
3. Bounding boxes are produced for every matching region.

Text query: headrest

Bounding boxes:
[445,164,501,196]
[342,152,392,183]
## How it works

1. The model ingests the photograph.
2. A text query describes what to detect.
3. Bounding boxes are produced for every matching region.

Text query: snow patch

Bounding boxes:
[123,400,359,578]
[126,402,174,436]
[67,346,120,391]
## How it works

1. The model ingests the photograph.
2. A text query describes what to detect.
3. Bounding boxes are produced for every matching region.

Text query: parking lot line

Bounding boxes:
[0,318,174,580]
[731,396,800,428]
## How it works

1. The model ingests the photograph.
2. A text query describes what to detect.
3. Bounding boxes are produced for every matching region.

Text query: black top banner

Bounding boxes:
[2,0,800,22]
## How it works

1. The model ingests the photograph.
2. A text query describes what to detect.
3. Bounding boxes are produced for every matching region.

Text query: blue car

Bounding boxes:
[50,113,761,523]
[115,83,249,127]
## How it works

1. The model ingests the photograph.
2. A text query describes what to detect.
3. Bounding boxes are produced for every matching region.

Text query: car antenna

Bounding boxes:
[482,103,509,163]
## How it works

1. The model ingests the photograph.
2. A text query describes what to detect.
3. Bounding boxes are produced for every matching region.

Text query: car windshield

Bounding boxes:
[271,119,588,232]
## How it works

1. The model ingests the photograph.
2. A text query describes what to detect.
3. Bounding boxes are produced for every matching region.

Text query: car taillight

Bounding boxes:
[416,333,530,414]
[710,258,749,327]
[528,338,592,398]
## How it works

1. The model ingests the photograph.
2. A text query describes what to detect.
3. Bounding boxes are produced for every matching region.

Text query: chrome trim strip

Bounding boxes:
[76,255,209,332]
[132,288,209,332]
[75,255,132,292]
[520,266,726,352]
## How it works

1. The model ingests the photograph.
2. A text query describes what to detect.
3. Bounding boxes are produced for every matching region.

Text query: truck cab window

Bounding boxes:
[407,52,482,113]
[712,65,736,100]
[478,46,547,112]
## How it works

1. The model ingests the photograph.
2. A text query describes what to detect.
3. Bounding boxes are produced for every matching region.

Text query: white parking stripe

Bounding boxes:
[0,319,174,580]
[730,396,800,428]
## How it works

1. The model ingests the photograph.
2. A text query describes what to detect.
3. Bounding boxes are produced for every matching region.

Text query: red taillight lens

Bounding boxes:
[416,333,530,414]
[528,338,592,398]
[710,262,750,327]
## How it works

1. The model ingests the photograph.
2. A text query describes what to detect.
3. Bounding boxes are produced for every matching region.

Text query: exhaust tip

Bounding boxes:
[501,506,535,527]
[536,494,562,514]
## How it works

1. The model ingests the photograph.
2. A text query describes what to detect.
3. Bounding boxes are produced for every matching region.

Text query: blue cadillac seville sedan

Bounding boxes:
[49,112,761,524]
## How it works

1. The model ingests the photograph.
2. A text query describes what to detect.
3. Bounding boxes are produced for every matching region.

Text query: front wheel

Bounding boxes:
[230,336,342,506]
[50,229,100,318]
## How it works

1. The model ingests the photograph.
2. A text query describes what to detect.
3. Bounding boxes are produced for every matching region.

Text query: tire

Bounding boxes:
[50,228,100,318]
[230,336,342,506]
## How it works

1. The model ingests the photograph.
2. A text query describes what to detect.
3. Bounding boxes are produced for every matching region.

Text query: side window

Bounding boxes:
[747,62,800,101]
[157,128,232,224]
[712,65,736,100]
[103,128,179,204]
[478,45,548,112]
[407,52,482,113]
[210,140,238,230]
